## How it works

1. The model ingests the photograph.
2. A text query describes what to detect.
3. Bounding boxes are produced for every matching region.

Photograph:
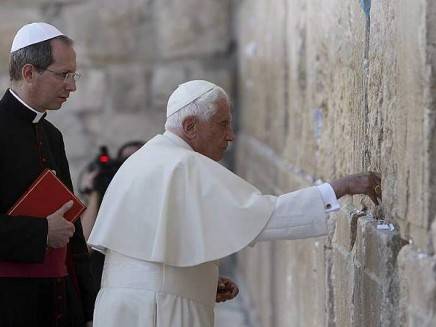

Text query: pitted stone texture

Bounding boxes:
[63,69,105,113]
[237,1,288,156]
[369,0,434,249]
[154,0,231,59]
[151,64,186,111]
[105,64,149,114]
[317,0,367,178]
[331,245,356,327]
[47,111,93,162]
[398,246,436,326]
[272,239,327,327]
[237,243,274,327]
[0,8,42,73]
[1,1,50,7]
[352,217,402,327]
[332,206,357,252]
[151,61,232,112]
[64,0,154,63]
[93,111,164,152]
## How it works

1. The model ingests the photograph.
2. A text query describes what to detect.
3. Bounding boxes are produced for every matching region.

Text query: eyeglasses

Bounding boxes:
[38,67,81,83]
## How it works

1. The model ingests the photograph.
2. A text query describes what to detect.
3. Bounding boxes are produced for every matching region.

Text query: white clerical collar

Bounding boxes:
[163,130,194,151]
[9,89,46,123]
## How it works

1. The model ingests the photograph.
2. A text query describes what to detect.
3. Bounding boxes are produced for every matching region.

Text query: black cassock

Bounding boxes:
[0,89,96,327]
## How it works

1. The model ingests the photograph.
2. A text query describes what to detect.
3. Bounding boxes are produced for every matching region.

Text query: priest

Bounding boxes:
[0,23,96,326]
[88,80,381,327]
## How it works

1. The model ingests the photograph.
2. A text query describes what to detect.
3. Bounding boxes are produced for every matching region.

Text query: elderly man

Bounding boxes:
[88,80,381,327]
[0,23,96,327]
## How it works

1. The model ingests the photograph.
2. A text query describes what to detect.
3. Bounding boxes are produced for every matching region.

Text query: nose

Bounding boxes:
[65,78,76,92]
[226,127,235,141]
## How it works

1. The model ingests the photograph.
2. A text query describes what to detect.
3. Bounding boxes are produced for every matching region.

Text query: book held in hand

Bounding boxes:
[7,169,86,223]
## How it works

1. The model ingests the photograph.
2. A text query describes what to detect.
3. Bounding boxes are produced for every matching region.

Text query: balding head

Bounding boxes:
[164,80,234,161]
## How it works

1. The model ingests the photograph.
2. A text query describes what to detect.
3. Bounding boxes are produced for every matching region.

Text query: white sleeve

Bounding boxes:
[255,184,339,243]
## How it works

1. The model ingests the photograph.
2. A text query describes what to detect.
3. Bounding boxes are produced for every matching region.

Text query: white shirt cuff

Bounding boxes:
[316,183,340,213]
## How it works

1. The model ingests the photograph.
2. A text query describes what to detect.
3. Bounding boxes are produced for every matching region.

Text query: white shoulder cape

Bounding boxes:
[88,132,276,267]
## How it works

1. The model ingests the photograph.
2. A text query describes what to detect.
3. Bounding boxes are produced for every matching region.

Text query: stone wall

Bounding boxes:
[234,0,436,326]
[0,0,234,185]
[2,0,436,326]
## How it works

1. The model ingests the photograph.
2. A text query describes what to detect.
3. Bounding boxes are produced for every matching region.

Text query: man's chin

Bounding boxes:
[46,103,64,111]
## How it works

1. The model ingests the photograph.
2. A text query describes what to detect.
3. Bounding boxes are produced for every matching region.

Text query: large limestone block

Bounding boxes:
[92,111,165,152]
[317,0,367,177]
[237,1,288,155]
[105,64,149,114]
[151,61,232,112]
[154,0,230,59]
[234,133,280,194]
[48,111,93,160]
[63,0,154,63]
[273,239,327,327]
[151,64,186,111]
[0,1,49,7]
[237,243,275,327]
[62,69,105,113]
[0,8,42,73]
[369,0,433,246]
[352,217,402,327]
[284,0,328,176]
[398,245,436,326]
[331,246,356,327]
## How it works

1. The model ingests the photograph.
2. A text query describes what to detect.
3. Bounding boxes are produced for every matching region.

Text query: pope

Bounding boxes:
[88,80,381,327]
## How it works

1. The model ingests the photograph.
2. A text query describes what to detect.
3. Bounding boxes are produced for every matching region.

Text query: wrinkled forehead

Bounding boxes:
[214,98,232,119]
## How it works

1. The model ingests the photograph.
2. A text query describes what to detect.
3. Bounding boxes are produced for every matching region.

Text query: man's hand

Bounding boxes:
[47,201,75,248]
[330,172,382,205]
[216,276,239,303]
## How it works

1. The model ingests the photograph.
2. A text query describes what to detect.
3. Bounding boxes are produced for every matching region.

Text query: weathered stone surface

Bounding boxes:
[154,0,231,59]
[235,0,436,325]
[352,217,402,327]
[63,0,154,63]
[151,61,233,113]
[273,239,327,327]
[105,64,149,114]
[331,245,355,326]
[236,1,288,156]
[398,246,436,326]
[151,64,186,110]
[47,111,93,161]
[91,111,165,151]
[0,8,42,73]
[237,242,274,327]
[369,0,433,247]
[62,68,105,113]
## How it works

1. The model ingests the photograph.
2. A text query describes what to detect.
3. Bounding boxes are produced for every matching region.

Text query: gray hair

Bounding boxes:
[165,86,229,130]
[9,35,73,82]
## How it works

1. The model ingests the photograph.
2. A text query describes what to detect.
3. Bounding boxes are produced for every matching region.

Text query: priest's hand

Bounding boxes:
[329,172,382,205]
[216,276,239,303]
[47,201,75,248]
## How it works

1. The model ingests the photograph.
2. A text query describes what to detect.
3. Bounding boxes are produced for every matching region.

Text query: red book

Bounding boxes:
[7,169,86,223]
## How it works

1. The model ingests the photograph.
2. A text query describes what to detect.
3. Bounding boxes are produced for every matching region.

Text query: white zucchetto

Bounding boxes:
[11,22,64,53]
[166,80,217,117]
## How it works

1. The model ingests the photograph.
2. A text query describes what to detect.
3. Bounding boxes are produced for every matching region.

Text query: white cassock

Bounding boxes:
[88,131,339,327]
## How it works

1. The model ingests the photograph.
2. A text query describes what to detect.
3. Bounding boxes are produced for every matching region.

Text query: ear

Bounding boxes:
[21,64,35,83]
[182,116,198,139]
